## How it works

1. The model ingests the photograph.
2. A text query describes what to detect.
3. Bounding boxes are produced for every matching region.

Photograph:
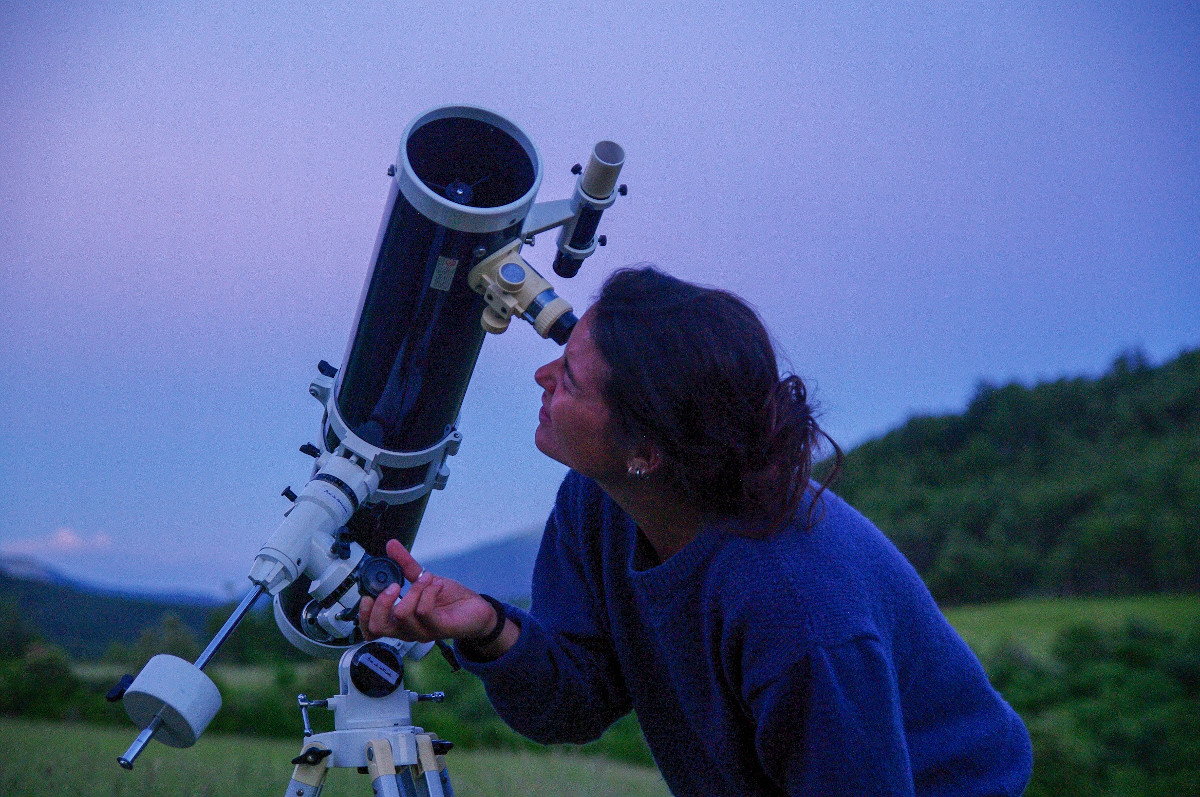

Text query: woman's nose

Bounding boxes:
[534,360,555,390]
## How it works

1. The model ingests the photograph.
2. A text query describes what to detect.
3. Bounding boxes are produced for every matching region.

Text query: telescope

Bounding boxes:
[111,106,625,771]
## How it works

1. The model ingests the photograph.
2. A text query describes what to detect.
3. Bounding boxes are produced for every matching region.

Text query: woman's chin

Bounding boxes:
[533,426,551,456]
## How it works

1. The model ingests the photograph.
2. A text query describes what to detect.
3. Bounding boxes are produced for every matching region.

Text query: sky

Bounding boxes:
[1,0,1197,597]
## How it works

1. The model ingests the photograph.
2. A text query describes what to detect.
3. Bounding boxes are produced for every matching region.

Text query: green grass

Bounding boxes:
[22,594,1200,796]
[943,593,1200,661]
[0,717,670,797]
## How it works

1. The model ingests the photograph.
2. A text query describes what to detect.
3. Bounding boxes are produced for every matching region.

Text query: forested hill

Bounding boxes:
[823,348,1200,606]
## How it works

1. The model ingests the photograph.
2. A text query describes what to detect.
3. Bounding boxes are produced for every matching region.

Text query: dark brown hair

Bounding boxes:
[590,266,842,534]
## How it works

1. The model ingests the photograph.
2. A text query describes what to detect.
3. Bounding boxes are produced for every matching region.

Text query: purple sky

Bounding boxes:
[2,1,1197,596]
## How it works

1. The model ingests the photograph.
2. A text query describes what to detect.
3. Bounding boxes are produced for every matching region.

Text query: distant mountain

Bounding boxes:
[0,528,545,659]
[0,556,227,607]
[0,556,77,586]
[0,557,222,659]
[421,529,542,604]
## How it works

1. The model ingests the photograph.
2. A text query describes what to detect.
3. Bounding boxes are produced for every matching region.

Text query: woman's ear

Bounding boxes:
[626,444,663,479]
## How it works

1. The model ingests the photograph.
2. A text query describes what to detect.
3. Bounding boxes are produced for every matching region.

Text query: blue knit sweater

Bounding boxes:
[460,472,1032,796]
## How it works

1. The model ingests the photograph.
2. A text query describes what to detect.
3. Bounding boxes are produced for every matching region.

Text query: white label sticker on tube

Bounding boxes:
[431,256,458,291]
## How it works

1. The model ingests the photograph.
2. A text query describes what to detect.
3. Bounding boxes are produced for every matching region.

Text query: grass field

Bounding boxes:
[943,593,1200,661]
[0,717,671,797]
[8,594,1199,795]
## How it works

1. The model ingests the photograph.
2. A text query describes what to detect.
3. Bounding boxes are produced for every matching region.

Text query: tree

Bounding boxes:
[0,598,38,659]
[127,612,201,668]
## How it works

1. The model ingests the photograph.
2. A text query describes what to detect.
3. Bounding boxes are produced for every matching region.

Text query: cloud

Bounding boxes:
[2,527,114,555]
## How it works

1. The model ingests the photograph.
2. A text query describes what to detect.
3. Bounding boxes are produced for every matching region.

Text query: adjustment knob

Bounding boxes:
[291,747,333,766]
[497,261,527,292]
[106,674,135,702]
[480,308,510,334]
[358,555,403,597]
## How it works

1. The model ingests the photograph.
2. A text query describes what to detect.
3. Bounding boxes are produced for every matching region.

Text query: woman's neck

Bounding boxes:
[603,480,704,562]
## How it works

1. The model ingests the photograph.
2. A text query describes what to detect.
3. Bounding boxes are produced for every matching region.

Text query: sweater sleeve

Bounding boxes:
[749,634,916,797]
[457,478,632,744]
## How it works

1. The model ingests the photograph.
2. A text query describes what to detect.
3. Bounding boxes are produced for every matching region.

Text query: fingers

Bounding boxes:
[392,577,470,643]
[358,541,439,642]
[361,582,403,640]
[385,539,424,584]
[415,581,444,629]
[358,554,487,644]
[391,578,437,640]
[358,595,375,639]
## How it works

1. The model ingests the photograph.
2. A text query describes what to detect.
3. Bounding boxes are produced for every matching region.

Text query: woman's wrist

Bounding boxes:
[457,594,519,662]
[466,594,508,646]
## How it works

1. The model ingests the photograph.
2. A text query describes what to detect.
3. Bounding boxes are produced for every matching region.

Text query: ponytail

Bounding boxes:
[747,375,843,533]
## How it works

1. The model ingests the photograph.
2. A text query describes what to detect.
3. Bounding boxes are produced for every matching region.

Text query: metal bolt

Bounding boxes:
[571,163,582,175]
[597,235,607,246]
[387,165,396,176]
[618,184,628,196]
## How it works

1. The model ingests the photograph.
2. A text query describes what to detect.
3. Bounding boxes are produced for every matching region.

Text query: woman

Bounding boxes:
[360,267,1033,796]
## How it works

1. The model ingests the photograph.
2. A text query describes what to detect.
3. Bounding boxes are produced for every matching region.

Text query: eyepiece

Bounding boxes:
[580,141,626,200]
[546,310,577,345]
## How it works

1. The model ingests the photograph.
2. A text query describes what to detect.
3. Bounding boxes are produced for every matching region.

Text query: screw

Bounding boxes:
[618,184,628,196]
[571,163,582,175]
[597,235,607,246]
[387,165,396,176]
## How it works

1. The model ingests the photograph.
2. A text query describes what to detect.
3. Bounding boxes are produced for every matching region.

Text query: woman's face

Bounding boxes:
[533,308,628,481]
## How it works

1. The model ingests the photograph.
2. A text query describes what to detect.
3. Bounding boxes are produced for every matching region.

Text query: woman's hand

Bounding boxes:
[358,539,497,644]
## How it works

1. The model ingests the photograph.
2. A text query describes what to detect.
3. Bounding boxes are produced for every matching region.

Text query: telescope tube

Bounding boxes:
[329,106,543,556]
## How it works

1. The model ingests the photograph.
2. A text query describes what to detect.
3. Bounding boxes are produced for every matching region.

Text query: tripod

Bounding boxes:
[284,638,455,797]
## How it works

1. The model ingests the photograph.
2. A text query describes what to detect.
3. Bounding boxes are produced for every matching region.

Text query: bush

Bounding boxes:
[989,620,1200,796]
[0,643,109,722]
